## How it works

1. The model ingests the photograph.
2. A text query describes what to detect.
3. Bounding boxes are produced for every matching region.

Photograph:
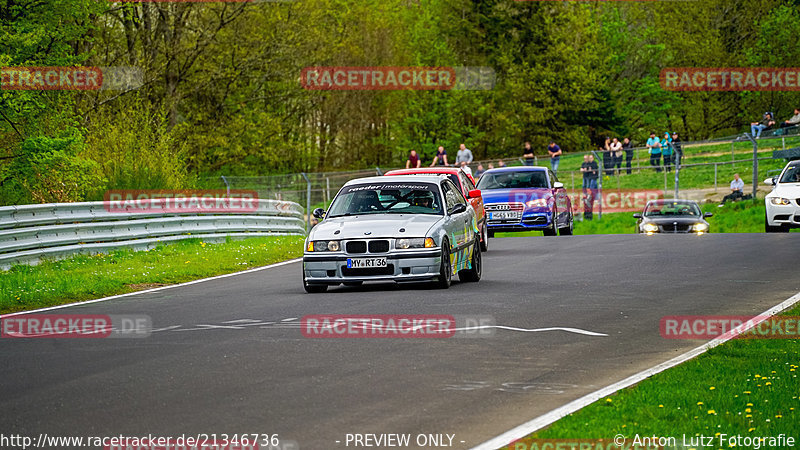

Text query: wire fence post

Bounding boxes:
[301,172,311,232]
[746,133,758,203]
[714,163,718,192]
[324,177,330,208]
[663,169,668,198]
[221,175,230,196]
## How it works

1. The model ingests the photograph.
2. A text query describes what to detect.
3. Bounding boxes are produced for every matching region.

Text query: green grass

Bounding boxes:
[505,304,800,449]
[0,235,304,314]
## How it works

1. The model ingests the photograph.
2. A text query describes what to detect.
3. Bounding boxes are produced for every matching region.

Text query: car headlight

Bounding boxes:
[643,223,659,233]
[307,240,340,252]
[769,197,791,206]
[396,238,435,249]
[526,199,548,208]
[692,223,709,232]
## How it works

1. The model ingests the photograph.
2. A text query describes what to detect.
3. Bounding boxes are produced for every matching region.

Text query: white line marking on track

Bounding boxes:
[471,290,800,450]
[0,258,303,318]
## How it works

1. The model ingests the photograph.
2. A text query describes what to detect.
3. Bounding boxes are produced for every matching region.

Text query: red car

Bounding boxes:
[384,167,488,251]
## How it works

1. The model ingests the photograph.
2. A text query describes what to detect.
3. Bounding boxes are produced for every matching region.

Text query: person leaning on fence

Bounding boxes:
[406,149,422,169]
[750,112,775,139]
[610,137,623,175]
[646,132,662,173]
[522,141,535,166]
[456,143,474,165]
[719,173,745,207]
[547,141,562,174]
[497,159,506,167]
[661,132,673,172]
[779,108,800,129]
[431,146,448,166]
[622,137,634,174]
[580,154,599,220]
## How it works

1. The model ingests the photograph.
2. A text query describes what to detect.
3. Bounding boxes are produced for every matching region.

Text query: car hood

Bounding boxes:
[310,214,444,240]
[643,216,707,225]
[768,183,800,198]
[480,188,552,204]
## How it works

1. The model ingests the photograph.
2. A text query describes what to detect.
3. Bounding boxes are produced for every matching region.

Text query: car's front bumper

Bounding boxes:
[486,210,553,232]
[303,249,442,285]
[766,200,800,228]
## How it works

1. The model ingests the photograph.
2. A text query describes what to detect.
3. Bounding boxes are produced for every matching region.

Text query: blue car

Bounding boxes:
[475,166,573,236]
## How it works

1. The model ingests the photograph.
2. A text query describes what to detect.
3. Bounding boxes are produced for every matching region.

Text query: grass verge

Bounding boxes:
[503,303,800,449]
[0,235,304,314]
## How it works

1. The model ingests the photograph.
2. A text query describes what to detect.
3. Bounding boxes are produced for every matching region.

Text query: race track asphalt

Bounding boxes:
[2,233,799,450]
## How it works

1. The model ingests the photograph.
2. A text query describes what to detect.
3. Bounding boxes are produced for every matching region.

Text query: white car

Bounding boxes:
[764,160,800,232]
[302,175,482,293]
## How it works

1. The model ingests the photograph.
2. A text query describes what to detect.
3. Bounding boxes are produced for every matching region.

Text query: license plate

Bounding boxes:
[489,211,521,220]
[346,257,387,269]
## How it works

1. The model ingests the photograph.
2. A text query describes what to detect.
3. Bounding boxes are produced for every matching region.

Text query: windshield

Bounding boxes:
[644,201,702,217]
[779,165,800,183]
[476,171,549,189]
[327,182,443,217]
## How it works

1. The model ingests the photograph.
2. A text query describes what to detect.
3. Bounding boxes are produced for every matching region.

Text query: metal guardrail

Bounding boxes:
[0,199,305,269]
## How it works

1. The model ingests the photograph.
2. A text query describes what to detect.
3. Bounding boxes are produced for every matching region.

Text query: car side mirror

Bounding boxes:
[632,213,642,219]
[312,208,326,219]
[704,212,713,218]
[763,177,775,186]
[467,189,481,199]
[553,182,564,189]
[448,203,467,215]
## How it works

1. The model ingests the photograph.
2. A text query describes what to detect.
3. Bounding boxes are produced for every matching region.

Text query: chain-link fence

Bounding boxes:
[202,127,800,227]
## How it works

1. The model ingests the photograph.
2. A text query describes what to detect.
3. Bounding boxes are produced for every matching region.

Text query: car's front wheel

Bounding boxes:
[459,239,482,282]
[434,239,452,289]
[543,208,558,236]
[765,214,789,233]
[303,266,328,293]
[558,211,574,235]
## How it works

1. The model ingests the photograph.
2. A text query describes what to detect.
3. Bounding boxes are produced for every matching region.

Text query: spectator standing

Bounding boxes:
[580,154,599,220]
[610,137,623,175]
[750,112,775,139]
[430,146,448,166]
[602,138,613,176]
[622,137,634,174]
[646,132,662,173]
[719,174,745,206]
[522,141,535,166]
[474,163,486,178]
[780,108,800,129]
[406,150,421,169]
[671,133,682,167]
[661,132,673,172]
[487,163,495,170]
[497,160,506,167]
[547,141,562,174]
[456,143,474,165]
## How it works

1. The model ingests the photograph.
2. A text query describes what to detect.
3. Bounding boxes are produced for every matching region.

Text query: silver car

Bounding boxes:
[302,175,482,293]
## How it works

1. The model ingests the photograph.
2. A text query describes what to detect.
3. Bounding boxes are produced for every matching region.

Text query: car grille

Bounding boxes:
[522,216,547,224]
[342,264,394,276]
[346,241,367,253]
[485,203,524,212]
[660,223,691,233]
[345,240,390,254]
[368,240,389,253]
